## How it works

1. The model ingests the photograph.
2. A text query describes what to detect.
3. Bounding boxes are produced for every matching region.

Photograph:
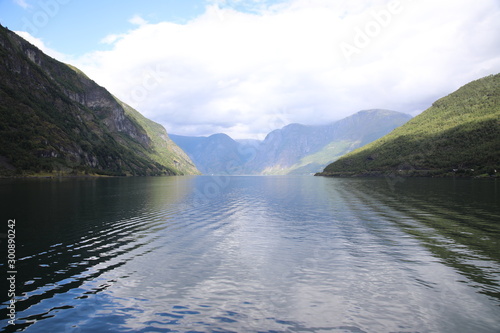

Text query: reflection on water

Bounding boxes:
[341,178,500,302]
[0,176,499,332]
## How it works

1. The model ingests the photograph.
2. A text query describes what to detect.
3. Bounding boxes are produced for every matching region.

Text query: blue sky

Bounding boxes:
[0,0,208,55]
[0,0,287,55]
[1,0,500,139]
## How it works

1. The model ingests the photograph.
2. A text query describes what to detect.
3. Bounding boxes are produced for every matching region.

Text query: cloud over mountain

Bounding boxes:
[62,0,500,139]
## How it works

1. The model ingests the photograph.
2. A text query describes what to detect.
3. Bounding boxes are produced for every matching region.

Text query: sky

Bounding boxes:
[1,0,500,140]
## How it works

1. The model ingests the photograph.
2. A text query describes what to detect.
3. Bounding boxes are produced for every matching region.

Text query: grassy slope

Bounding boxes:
[318,74,500,177]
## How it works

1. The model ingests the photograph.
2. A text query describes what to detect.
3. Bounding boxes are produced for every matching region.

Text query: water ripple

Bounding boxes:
[1,177,499,332]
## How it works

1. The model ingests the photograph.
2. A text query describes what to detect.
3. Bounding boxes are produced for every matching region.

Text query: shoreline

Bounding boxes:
[0,171,185,179]
[315,170,499,179]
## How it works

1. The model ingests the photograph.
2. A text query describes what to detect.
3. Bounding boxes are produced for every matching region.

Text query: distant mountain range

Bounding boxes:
[171,109,412,175]
[0,25,199,177]
[317,73,500,178]
[169,133,252,175]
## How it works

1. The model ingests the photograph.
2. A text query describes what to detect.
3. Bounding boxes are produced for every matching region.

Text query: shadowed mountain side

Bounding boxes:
[0,25,199,176]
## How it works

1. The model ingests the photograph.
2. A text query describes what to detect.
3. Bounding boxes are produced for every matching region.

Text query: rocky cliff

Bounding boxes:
[0,25,199,176]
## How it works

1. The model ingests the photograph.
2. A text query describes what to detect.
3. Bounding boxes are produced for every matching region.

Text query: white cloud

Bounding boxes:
[14,0,31,9]
[100,33,126,45]
[129,15,148,26]
[67,0,500,139]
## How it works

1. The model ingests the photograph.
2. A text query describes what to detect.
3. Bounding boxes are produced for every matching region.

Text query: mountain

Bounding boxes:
[171,110,412,175]
[317,74,500,177]
[0,25,199,177]
[245,109,412,175]
[169,133,253,175]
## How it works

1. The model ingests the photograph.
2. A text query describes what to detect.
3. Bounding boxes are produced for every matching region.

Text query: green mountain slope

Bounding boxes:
[317,74,500,177]
[0,25,199,176]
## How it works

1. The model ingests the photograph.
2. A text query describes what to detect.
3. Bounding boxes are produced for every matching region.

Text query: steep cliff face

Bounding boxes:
[0,25,199,176]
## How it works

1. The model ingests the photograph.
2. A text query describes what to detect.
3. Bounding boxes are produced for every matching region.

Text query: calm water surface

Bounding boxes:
[0,176,499,332]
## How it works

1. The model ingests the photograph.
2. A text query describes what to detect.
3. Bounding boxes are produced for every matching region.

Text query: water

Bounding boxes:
[0,176,499,333]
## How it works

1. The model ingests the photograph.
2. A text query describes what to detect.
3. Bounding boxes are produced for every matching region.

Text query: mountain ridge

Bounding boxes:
[171,109,412,175]
[248,109,412,175]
